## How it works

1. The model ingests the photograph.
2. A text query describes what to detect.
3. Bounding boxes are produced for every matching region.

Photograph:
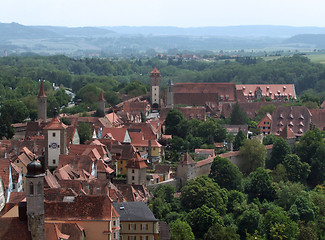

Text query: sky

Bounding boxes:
[1,0,325,28]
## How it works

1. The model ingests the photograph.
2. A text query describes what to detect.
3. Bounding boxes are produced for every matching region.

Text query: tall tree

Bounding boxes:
[78,122,92,144]
[240,138,266,173]
[170,220,195,240]
[209,156,243,191]
[165,109,187,137]
[283,154,310,183]
[230,102,247,125]
[269,137,291,169]
[0,99,29,123]
[245,167,275,202]
[309,144,325,185]
[233,130,246,151]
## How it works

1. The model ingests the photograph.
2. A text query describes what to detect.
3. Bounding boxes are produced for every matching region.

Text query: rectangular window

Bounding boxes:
[129,224,136,230]
[141,224,148,230]
[52,133,56,137]
[113,220,116,227]
[52,159,56,164]
[132,176,135,180]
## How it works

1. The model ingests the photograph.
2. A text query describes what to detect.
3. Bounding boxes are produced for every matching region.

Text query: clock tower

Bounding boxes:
[43,109,67,170]
[150,67,161,110]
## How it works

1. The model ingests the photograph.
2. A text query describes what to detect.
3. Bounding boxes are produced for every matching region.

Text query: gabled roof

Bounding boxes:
[44,169,61,188]
[113,202,157,222]
[0,217,32,240]
[236,84,296,100]
[43,116,68,130]
[126,153,147,169]
[101,127,128,143]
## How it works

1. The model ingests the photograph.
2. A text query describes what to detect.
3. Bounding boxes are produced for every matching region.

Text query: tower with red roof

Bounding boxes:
[150,67,161,109]
[97,91,105,117]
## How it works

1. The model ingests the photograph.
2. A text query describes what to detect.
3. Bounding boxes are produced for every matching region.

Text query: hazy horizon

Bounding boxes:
[2,0,325,28]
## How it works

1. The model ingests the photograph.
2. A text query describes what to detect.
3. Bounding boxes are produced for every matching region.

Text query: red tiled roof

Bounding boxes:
[101,127,127,143]
[43,116,68,130]
[44,169,61,188]
[0,217,32,240]
[45,195,118,221]
[151,67,160,74]
[196,156,214,168]
[236,84,296,100]
[279,125,296,139]
[310,109,325,131]
[126,153,147,169]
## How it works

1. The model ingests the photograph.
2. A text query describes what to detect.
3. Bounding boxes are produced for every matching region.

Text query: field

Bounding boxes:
[306,54,325,64]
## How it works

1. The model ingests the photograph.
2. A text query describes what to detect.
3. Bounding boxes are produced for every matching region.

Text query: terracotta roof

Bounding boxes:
[38,80,46,97]
[45,223,84,240]
[101,127,128,143]
[116,184,149,202]
[271,106,311,137]
[126,153,147,169]
[219,151,240,158]
[44,169,61,188]
[125,122,157,140]
[44,188,78,202]
[279,125,296,139]
[151,67,160,74]
[310,109,325,131]
[236,84,296,100]
[45,195,118,221]
[110,144,136,160]
[0,217,32,240]
[43,116,68,130]
[0,158,11,188]
[195,149,215,157]
[155,165,172,174]
[196,156,214,168]
[180,152,196,165]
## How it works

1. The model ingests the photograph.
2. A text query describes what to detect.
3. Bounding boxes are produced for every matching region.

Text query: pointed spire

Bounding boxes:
[181,152,196,165]
[99,91,105,101]
[38,80,46,97]
[151,67,160,74]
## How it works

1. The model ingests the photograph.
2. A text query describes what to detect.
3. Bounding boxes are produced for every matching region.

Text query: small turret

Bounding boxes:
[37,80,47,122]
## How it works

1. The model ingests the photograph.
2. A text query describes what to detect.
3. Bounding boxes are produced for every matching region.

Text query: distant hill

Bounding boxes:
[0,22,62,40]
[36,26,116,37]
[284,34,325,48]
[101,25,325,38]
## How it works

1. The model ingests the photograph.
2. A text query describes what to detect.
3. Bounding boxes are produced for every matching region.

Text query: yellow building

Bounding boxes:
[113,202,159,240]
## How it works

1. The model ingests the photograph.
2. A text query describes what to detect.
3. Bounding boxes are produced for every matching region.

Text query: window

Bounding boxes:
[129,224,136,230]
[52,132,56,137]
[132,176,135,180]
[113,220,116,227]
[141,224,148,230]
[52,159,56,164]
[120,161,123,164]
[129,236,135,240]
[37,182,42,195]
[132,170,135,173]
[113,232,116,239]
[29,182,34,195]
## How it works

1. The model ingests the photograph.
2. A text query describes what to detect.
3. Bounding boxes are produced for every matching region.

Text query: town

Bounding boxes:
[1,57,325,240]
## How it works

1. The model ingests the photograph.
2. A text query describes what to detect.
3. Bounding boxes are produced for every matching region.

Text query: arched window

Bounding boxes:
[29,182,34,196]
[37,182,42,195]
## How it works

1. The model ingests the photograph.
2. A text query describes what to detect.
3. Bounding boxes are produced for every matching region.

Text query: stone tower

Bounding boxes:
[43,109,67,170]
[176,152,197,188]
[97,91,105,116]
[150,67,161,109]
[26,157,45,240]
[166,80,174,108]
[38,80,47,122]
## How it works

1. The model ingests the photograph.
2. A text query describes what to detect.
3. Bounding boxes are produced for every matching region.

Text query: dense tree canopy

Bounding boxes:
[240,138,267,173]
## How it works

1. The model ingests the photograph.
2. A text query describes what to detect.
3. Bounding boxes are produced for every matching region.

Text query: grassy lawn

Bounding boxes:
[306,54,325,64]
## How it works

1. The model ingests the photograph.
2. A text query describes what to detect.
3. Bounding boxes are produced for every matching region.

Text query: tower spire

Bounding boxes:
[38,80,47,121]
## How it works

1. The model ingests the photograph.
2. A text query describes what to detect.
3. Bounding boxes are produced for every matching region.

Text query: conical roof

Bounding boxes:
[99,91,105,101]
[180,152,196,165]
[38,80,46,97]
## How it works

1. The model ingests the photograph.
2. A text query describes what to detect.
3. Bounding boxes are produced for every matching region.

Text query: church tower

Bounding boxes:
[97,91,105,116]
[38,80,47,122]
[166,80,174,108]
[43,109,67,170]
[150,67,161,109]
[26,157,45,240]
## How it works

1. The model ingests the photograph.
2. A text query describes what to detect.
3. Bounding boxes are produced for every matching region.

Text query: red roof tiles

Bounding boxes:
[38,80,46,97]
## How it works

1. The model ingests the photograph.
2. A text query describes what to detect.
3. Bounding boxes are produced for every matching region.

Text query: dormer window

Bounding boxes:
[289,121,294,127]
[289,114,294,119]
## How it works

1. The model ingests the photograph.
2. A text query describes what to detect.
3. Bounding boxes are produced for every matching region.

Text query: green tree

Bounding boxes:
[275,181,306,211]
[78,122,92,144]
[0,99,29,123]
[245,167,275,202]
[283,154,310,183]
[240,138,266,173]
[256,105,276,122]
[0,118,15,139]
[230,102,247,125]
[186,205,222,239]
[288,195,318,222]
[269,137,291,169]
[151,197,171,220]
[209,156,243,191]
[295,128,324,165]
[170,219,195,240]
[204,223,240,240]
[309,144,325,185]
[263,134,277,145]
[237,207,262,238]
[233,130,247,151]
[165,109,187,137]
[263,206,299,240]
[180,175,228,215]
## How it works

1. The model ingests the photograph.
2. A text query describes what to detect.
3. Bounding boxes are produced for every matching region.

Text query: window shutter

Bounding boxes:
[129,224,130,230]
[141,224,143,230]
[146,224,148,230]
[135,224,137,230]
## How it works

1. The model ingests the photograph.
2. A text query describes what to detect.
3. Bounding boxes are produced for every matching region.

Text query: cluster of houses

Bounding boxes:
[1,67,325,239]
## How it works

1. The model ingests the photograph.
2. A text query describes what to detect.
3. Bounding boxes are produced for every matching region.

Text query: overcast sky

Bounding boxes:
[1,0,325,27]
